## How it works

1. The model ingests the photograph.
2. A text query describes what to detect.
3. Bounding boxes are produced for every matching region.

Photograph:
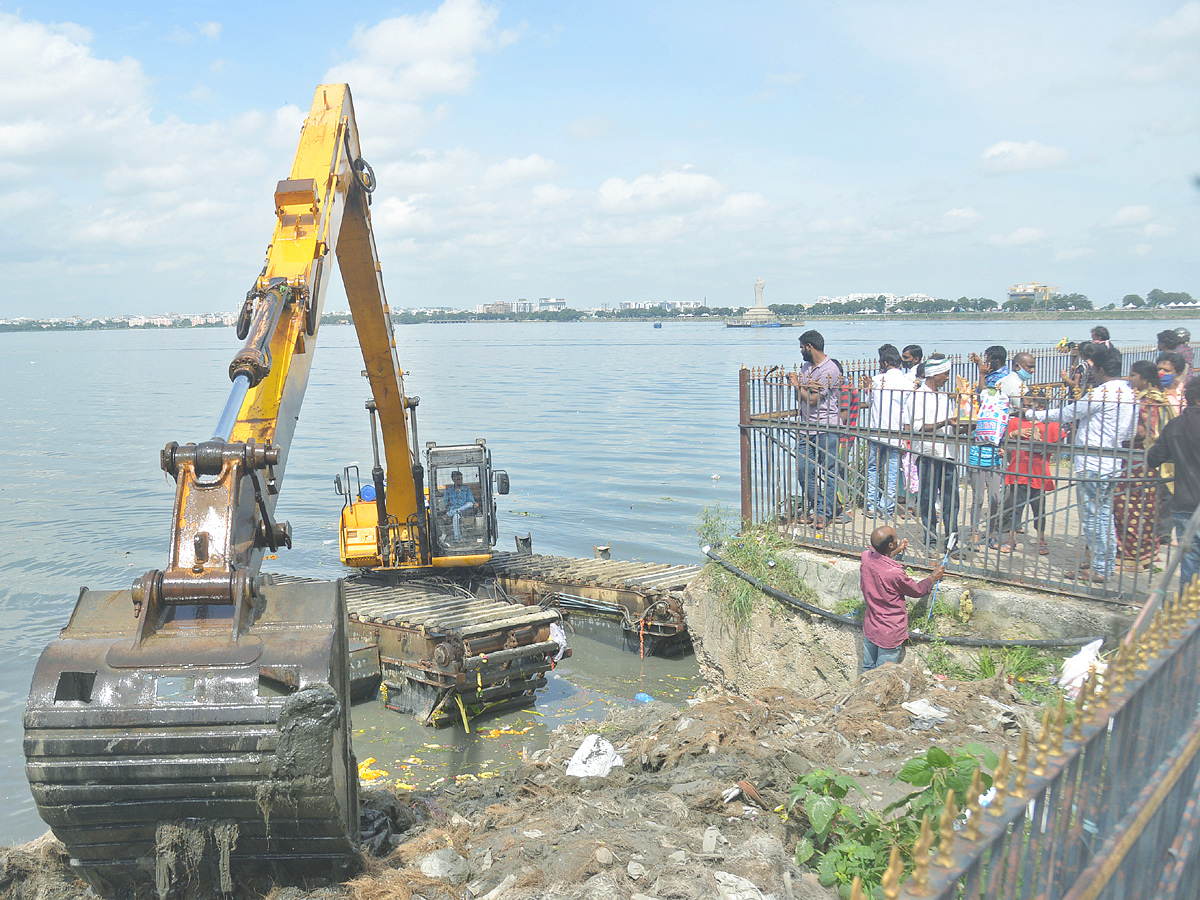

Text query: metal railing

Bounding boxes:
[739,343,1192,602]
[872,546,1200,900]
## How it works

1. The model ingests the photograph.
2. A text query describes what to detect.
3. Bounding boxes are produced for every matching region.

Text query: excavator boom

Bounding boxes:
[22,85,402,897]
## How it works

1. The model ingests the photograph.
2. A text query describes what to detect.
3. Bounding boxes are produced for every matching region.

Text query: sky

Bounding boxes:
[0,0,1196,317]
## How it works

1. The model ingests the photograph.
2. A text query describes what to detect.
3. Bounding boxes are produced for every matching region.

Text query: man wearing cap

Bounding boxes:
[442,470,477,540]
[908,354,961,555]
[788,330,845,527]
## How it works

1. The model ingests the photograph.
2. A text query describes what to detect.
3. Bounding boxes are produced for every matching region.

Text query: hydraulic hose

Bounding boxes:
[702,546,1104,649]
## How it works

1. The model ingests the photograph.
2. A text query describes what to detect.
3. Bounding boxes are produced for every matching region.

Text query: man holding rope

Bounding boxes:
[861,525,945,671]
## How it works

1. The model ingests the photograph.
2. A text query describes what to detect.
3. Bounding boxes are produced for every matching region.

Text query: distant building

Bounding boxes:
[514,298,535,313]
[538,297,567,311]
[476,301,512,315]
[1007,282,1054,306]
[618,300,701,311]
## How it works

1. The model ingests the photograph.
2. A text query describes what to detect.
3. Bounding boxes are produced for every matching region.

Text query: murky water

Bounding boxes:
[0,318,1180,841]
[352,620,698,792]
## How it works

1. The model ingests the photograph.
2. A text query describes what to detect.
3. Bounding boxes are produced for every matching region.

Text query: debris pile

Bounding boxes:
[0,653,1046,900]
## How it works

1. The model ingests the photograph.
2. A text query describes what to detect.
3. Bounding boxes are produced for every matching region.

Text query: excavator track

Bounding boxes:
[487,552,703,655]
[24,578,358,898]
[333,575,563,725]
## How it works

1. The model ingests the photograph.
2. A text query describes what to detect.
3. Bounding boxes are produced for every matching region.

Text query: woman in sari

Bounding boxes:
[1114,360,1176,571]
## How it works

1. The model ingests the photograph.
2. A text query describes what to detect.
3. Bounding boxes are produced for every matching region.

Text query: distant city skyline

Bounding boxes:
[0,1,1196,318]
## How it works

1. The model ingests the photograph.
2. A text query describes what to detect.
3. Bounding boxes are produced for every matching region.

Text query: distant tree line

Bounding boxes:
[1002,292,1092,312]
[1117,289,1196,309]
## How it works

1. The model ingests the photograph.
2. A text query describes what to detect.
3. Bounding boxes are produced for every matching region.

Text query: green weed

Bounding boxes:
[790,743,998,898]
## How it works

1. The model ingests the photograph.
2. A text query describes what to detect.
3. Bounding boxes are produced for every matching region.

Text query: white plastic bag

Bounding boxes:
[1059,638,1105,699]
[565,734,625,777]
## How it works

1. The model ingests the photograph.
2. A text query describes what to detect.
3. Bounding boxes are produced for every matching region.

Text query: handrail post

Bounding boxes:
[739,367,752,526]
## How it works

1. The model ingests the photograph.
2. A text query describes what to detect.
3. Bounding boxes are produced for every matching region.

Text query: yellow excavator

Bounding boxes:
[23,84,526,897]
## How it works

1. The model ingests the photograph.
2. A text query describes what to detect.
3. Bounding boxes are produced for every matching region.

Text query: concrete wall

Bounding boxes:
[682,546,1135,700]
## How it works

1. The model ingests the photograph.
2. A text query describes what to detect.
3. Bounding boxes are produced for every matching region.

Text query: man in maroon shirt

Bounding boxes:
[860,526,944,671]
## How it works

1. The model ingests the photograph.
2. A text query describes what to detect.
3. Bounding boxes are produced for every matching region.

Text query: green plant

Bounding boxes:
[789,743,999,898]
[696,501,735,550]
[705,525,821,627]
[887,743,998,826]
[970,645,1046,681]
[790,769,889,897]
[835,597,865,618]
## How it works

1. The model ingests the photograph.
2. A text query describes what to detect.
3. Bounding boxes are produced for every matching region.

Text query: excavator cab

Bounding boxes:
[334,438,509,569]
[427,441,508,556]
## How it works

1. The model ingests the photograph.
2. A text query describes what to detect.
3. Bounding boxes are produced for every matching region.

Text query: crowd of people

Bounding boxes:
[787,326,1199,590]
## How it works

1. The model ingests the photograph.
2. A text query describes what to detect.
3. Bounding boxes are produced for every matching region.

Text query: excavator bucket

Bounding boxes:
[24,577,358,897]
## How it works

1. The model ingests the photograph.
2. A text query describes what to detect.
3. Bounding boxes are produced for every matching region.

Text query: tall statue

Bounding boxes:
[754,277,766,307]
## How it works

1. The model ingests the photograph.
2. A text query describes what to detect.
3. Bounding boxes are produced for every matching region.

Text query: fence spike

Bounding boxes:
[1034,707,1052,777]
[882,845,903,900]
[911,814,935,889]
[1169,594,1184,640]
[935,795,959,868]
[1051,692,1066,756]
[1135,627,1151,673]
[990,747,1010,816]
[963,768,985,841]
[1107,644,1126,697]
[1015,731,1029,799]
[1072,676,1088,741]
[1154,607,1168,656]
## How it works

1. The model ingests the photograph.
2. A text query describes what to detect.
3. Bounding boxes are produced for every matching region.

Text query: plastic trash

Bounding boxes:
[1058,638,1105,699]
[565,734,625,777]
[714,871,769,900]
[634,691,654,703]
[902,699,952,730]
[549,621,568,663]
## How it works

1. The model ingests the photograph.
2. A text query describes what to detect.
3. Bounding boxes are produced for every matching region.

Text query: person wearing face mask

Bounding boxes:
[1112,361,1176,572]
[1158,351,1186,416]
[1011,352,1036,394]
[787,330,844,528]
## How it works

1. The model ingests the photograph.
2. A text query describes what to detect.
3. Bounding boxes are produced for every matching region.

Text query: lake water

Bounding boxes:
[0,317,1182,842]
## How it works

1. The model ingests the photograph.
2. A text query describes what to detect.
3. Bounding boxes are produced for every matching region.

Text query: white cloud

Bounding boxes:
[566,115,619,142]
[807,216,867,235]
[324,0,518,154]
[988,227,1046,247]
[714,192,770,223]
[481,154,557,189]
[942,207,982,230]
[1107,205,1152,227]
[1145,223,1176,238]
[1054,247,1094,262]
[199,22,222,41]
[1143,2,1200,44]
[596,170,723,214]
[530,183,576,208]
[980,140,1069,174]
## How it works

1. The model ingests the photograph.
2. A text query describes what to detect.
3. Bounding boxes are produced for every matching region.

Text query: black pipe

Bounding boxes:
[703,547,1104,649]
[365,402,389,561]
[412,462,432,564]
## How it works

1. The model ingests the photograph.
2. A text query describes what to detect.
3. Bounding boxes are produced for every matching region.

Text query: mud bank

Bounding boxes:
[3,652,1047,900]
[3,551,1104,899]
[686,547,1133,700]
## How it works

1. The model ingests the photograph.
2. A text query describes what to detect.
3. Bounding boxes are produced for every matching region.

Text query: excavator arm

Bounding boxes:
[23,84,406,896]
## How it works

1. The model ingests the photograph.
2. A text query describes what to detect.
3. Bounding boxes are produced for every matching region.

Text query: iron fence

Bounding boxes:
[875,528,1200,900]
[739,343,1195,602]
